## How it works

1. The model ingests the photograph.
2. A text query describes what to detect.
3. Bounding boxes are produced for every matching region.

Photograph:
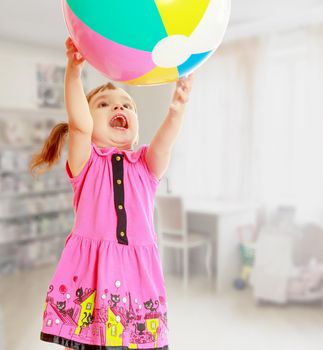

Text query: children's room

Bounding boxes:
[0,1,323,350]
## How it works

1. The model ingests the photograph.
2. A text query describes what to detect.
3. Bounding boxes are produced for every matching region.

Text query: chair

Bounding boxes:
[155,195,213,289]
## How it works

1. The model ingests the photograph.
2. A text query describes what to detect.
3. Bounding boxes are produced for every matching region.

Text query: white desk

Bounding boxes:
[184,197,257,293]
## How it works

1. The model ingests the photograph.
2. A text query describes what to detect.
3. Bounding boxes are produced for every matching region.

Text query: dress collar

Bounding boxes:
[91,142,144,163]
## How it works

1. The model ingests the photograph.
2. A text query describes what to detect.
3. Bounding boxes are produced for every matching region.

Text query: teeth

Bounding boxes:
[110,115,128,129]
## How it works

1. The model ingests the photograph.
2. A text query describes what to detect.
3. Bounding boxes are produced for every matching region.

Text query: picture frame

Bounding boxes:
[36,63,88,109]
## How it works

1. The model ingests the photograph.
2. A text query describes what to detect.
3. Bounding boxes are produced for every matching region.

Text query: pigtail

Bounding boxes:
[28,80,135,177]
[29,122,69,177]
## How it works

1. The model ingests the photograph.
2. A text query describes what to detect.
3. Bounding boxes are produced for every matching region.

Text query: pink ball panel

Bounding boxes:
[63,1,156,81]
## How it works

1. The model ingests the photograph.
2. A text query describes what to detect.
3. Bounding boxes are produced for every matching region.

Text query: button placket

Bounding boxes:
[112,153,128,245]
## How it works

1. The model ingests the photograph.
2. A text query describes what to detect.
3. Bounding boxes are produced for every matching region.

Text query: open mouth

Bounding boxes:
[109,114,129,130]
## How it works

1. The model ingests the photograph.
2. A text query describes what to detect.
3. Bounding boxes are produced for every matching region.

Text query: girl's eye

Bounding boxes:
[123,103,132,109]
[98,102,109,108]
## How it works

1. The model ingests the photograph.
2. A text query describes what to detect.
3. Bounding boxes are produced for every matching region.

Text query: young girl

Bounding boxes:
[31,37,193,350]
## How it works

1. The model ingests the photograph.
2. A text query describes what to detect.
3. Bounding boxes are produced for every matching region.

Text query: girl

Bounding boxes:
[30,37,193,350]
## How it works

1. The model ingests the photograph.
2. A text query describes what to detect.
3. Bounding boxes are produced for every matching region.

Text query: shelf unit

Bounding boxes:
[0,107,74,275]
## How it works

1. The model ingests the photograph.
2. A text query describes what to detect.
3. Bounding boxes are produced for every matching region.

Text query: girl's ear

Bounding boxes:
[134,133,139,145]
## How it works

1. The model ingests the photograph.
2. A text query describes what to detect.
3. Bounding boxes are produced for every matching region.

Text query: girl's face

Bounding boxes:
[89,88,139,150]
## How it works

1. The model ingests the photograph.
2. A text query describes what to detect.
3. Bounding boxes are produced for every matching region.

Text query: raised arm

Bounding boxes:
[64,37,93,177]
[145,74,193,181]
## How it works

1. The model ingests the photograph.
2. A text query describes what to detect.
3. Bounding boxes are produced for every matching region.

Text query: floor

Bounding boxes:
[0,264,322,350]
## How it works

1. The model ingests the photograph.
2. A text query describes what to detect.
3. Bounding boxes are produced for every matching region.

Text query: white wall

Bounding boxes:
[0,39,107,110]
[126,84,173,145]
[0,39,172,151]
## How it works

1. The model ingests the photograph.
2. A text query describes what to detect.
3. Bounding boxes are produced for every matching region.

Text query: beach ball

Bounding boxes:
[62,0,231,86]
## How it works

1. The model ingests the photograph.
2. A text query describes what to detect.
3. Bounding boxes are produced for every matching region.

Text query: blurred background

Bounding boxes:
[1,1,323,349]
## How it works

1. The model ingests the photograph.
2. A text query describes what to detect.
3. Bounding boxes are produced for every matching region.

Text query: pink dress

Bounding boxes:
[40,142,169,349]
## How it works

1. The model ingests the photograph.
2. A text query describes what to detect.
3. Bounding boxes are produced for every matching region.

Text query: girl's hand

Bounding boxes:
[169,74,193,115]
[65,37,86,75]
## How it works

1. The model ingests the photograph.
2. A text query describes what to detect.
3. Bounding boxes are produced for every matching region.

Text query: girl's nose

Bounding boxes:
[113,104,124,110]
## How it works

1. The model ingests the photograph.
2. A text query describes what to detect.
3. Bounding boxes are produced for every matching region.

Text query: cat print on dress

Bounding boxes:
[144,298,160,312]
[42,278,168,348]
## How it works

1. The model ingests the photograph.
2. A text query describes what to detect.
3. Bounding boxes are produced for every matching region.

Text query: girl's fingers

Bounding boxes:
[65,38,79,53]
[65,37,71,47]
[74,52,81,60]
[74,53,85,64]
[184,76,193,89]
[67,44,77,52]
[177,79,192,93]
[75,57,85,65]
[67,48,77,55]
[66,52,84,65]
[180,74,193,87]
[177,84,189,97]
[65,38,75,49]
[186,73,193,81]
[65,37,85,66]
[67,49,76,58]
[174,86,189,103]
[66,52,74,60]
[67,47,84,61]
[170,75,192,109]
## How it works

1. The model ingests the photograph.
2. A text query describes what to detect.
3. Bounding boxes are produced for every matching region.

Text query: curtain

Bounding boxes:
[169,24,323,225]
[253,26,323,223]
[170,38,261,201]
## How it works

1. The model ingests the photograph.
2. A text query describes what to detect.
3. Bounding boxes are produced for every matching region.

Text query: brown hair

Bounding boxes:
[29,81,135,177]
